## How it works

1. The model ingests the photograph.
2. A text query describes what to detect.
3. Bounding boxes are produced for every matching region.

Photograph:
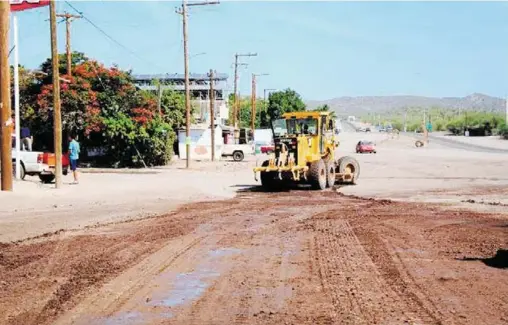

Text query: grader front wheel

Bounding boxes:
[260,160,283,191]
[309,159,327,190]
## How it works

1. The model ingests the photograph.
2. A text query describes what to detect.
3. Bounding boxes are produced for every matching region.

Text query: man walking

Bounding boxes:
[21,126,32,151]
[68,134,80,184]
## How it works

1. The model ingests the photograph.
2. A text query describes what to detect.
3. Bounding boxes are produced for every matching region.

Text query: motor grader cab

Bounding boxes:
[254,111,360,190]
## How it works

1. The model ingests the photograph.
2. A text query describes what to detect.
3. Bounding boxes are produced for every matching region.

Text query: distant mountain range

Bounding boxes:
[305,93,506,116]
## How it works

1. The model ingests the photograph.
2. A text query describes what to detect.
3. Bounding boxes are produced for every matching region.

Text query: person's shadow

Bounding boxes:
[458,249,508,269]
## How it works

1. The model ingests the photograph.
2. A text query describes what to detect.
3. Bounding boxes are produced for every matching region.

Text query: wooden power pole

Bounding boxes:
[208,69,215,161]
[56,12,81,77]
[250,73,268,133]
[177,0,219,169]
[50,0,63,188]
[251,74,256,132]
[232,52,257,129]
[0,1,12,191]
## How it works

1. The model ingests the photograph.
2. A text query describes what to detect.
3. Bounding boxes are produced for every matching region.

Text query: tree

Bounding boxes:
[266,88,306,122]
[227,93,266,128]
[19,53,180,167]
[312,104,337,119]
[40,51,89,76]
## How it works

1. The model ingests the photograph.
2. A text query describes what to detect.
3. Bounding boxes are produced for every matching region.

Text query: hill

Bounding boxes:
[305,93,505,116]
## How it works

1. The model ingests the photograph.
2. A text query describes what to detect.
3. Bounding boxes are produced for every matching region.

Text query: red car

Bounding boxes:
[260,144,274,154]
[356,140,376,154]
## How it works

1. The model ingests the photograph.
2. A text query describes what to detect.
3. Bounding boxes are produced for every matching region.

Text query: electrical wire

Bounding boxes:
[64,1,165,70]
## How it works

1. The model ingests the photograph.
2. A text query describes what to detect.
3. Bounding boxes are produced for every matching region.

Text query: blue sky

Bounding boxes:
[8,1,508,100]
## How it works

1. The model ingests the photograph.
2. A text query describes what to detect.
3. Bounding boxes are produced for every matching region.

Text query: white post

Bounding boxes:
[13,15,21,180]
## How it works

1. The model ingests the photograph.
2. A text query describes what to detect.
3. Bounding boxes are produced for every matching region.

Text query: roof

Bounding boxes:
[282,111,331,118]
[132,73,228,81]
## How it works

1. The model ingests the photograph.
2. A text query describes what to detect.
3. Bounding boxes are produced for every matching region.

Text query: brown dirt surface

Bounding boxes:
[1,191,507,325]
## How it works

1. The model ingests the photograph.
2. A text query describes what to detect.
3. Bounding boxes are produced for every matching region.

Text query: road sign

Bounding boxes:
[10,0,50,12]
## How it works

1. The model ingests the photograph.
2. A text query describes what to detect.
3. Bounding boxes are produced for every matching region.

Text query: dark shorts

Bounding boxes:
[70,159,78,171]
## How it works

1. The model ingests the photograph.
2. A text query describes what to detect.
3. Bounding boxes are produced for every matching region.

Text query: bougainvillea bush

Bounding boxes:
[15,52,185,167]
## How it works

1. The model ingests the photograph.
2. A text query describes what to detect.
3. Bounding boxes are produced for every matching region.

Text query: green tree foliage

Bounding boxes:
[227,93,267,129]
[266,88,306,122]
[312,104,337,119]
[40,52,89,76]
[11,52,185,167]
[361,106,505,134]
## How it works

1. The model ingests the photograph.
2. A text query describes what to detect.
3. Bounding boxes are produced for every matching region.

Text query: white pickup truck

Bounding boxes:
[221,143,255,162]
[11,149,69,182]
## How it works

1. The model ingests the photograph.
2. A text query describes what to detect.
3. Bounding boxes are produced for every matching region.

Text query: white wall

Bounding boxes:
[178,126,223,160]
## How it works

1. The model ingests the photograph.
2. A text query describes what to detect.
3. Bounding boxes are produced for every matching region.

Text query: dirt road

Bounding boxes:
[1,190,507,325]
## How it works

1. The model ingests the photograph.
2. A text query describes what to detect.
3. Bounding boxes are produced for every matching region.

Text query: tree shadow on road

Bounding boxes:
[458,249,508,269]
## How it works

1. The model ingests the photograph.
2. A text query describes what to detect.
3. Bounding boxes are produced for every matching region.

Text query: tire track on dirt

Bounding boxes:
[53,234,207,325]
[314,219,433,324]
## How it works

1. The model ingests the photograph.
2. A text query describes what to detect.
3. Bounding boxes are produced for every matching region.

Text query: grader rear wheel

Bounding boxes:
[336,156,360,185]
[309,159,327,190]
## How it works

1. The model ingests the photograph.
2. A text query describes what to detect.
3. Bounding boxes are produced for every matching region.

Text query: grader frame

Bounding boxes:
[254,111,359,190]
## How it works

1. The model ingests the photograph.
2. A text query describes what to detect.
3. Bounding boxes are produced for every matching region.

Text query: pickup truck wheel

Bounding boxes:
[39,174,55,184]
[12,161,26,180]
[233,150,244,161]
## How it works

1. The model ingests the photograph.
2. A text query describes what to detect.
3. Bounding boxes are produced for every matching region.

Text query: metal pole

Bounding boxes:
[0,1,12,191]
[50,0,62,188]
[209,69,215,161]
[181,0,191,168]
[13,15,20,180]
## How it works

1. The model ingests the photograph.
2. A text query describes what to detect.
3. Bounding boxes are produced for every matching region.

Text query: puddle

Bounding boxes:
[209,247,242,258]
[150,269,220,308]
[100,247,242,323]
[91,312,143,325]
[150,247,242,309]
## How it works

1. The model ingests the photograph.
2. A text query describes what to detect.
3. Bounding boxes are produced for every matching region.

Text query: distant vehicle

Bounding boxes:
[365,127,371,132]
[222,143,255,161]
[260,143,274,154]
[356,141,376,154]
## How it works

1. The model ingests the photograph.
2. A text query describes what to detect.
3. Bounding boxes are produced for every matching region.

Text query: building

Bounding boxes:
[132,73,230,125]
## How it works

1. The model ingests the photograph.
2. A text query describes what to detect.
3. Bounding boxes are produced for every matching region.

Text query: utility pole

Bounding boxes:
[251,74,255,133]
[50,0,62,188]
[177,0,219,169]
[56,12,81,77]
[505,96,508,126]
[208,69,215,161]
[251,73,268,132]
[232,53,257,129]
[0,1,12,191]
[403,108,408,132]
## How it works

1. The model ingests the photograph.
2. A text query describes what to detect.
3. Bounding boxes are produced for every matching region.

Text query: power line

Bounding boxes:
[64,1,164,70]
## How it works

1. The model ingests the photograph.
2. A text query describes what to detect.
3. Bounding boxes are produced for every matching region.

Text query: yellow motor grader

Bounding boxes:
[254,111,360,190]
